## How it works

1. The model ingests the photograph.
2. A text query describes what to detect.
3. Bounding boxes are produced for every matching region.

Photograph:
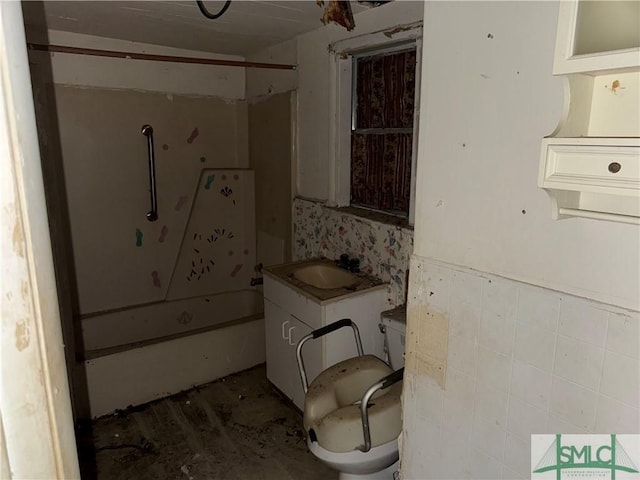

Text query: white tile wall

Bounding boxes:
[401,256,640,479]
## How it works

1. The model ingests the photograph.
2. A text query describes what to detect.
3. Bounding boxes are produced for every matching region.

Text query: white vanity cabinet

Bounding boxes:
[539,0,640,224]
[263,269,387,410]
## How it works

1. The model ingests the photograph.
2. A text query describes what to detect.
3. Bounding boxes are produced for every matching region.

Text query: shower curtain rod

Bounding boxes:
[27,43,297,70]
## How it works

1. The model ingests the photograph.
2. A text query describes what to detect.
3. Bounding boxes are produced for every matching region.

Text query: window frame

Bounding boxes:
[328,24,422,225]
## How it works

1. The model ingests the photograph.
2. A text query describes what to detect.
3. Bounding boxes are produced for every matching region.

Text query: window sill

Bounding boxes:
[328,205,413,230]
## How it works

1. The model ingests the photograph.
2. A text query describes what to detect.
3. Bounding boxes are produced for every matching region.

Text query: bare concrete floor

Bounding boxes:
[88,364,337,480]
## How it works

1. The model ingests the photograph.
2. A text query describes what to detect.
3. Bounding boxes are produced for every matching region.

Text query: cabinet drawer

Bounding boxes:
[263,274,322,329]
[541,144,640,193]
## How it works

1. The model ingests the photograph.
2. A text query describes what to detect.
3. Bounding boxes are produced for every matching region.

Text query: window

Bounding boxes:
[350,48,417,217]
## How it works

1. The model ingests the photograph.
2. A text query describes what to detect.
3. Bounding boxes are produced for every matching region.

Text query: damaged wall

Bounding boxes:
[402,2,639,479]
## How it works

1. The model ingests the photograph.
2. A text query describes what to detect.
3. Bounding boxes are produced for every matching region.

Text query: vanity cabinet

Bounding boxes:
[263,269,387,410]
[539,0,640,224]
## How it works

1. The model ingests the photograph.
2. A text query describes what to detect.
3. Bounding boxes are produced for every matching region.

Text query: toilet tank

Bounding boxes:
[380,305,407,370]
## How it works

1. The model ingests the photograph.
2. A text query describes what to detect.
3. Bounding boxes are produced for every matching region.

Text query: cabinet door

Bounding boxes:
[264,299,292,398]
[288,315,322,410]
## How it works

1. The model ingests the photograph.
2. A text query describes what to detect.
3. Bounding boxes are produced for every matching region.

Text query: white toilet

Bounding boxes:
[296,306,407,480]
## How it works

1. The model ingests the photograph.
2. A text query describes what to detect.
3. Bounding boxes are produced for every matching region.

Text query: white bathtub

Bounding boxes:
[82,289,265,417]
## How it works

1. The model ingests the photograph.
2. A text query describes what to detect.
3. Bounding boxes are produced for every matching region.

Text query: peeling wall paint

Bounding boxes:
[14,320,31,351]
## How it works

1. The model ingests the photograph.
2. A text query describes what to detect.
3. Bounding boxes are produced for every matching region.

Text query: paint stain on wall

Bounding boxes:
[13,222,24,258]
[187,127,199,144]
[159,225,169,243]
[230,264,243,277]
[135,228,143,247]
[162,144,169,151]
[152,270,161,288]
[205,175,215,190]
[175,196,189,211]
[200,156,206,163]
[15,319,30,351]
[607,79,624,94]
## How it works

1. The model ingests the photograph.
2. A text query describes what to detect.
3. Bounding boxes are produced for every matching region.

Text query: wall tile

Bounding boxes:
[546,413,589,434]
[401,417,442,479]
[595,394,640,434]
[403,257,639,479]
[475,382,509,427]
[447,334,478,377]
[449,293,481,345]
[423,263,452,315]
[451,270,483,305]
[502,464,529,480]
[480,279,517,355]
[470,449,503,480]
[445,367,476,413]
[503,432,530,478]
[606,312,640,359]
[449,269,482,335]
[514,321,556,373]
[549,376,597,431]
[554,335,604,391]
[478,346,512,393]
[558,298,609,347]
[516,286,560,333]
[506,395,547,440]
[442,398,474,439]
[472,414,506,461]
[415,378,444,424]
[510,359,552,411]
[440,408,472,478]
[599,350,639,407]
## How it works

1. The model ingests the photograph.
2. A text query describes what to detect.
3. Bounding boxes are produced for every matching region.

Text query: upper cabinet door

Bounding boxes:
[554,0,640,75]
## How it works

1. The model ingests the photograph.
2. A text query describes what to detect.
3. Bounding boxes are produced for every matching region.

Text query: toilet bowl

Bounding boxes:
[296,307,407,480]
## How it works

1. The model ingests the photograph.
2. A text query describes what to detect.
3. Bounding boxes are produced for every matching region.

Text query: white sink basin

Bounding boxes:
[292,264,358,289]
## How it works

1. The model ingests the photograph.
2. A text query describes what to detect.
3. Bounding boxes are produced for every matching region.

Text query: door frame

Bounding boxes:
[0,2,80,478]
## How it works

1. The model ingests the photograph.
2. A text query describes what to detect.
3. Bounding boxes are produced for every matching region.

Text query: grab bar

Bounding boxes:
[296,318,364,393]
[358,367,404,452]
[141,124,158,222]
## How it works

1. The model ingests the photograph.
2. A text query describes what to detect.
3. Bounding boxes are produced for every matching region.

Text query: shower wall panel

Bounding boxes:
[54,85,251,314]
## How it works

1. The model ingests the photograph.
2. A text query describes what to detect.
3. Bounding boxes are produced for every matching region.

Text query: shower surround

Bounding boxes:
[45,85,263,417]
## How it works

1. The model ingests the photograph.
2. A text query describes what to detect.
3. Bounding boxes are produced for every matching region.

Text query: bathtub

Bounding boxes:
[82,289,265,418]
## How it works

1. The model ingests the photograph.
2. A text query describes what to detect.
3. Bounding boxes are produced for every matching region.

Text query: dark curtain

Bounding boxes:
[351,49,416,214]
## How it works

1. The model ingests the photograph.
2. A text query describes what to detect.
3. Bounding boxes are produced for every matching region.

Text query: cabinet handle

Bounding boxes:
[281,320,290,340]
[287,326,296,346]
[608,162,621,173]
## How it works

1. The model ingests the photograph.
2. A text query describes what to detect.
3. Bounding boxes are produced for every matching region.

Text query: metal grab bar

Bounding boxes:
[141,124,158,222]
[296,318,364,394]
[358,367,404,453]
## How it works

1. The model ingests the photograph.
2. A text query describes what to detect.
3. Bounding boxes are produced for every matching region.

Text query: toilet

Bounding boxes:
[296,306,407,480]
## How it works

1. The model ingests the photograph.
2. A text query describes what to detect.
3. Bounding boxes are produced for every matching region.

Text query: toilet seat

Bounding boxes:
[303,355,403,454]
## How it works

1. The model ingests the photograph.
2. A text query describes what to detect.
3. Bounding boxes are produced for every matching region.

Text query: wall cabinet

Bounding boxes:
[539,0,640,224]
[264,272,387,410]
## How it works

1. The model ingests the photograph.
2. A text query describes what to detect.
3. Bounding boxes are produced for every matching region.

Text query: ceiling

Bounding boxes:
[22,1,370,56]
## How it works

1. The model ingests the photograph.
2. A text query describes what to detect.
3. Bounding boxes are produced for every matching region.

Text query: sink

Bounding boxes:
[292,264,358,289]
[264,258,386,303]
